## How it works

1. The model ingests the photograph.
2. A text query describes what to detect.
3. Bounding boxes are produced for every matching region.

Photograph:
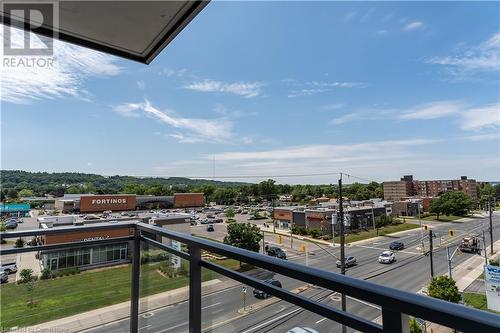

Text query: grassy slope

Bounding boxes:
[464,293,500,314]
[0,259,241,329]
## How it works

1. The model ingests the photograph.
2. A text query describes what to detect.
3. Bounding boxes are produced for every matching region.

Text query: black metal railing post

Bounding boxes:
[382,307,409,333]
[189,245,202,333]
[130,228,141,333]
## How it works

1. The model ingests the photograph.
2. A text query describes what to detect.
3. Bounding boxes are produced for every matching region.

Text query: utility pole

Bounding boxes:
[488,199,493,256]
[262,230,265,254]
[482,230,488,265]
[338,174,347,333]
[272,197,276,234]
[429,229,434,278]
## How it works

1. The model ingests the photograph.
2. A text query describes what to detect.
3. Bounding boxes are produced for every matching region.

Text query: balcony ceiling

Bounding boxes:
[1,0,209,64]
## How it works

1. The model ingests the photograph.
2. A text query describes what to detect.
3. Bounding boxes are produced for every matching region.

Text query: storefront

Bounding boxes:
[0,202,30,217]
[41,225,132,271]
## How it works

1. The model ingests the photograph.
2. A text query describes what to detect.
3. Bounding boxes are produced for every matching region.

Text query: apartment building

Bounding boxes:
[383,175,477,201]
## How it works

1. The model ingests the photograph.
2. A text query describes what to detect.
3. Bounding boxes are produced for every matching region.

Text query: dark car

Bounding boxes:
[253,279,282,299]
[4,220,18,229]
[206,224,214,232]
[336,256,357,268]
[266,246,287,260]
[389,241,405,250]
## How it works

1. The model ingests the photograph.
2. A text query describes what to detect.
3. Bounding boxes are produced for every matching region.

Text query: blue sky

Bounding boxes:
[1,1,499,184]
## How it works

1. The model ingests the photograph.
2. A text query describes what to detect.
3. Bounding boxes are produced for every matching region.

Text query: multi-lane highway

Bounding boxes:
[86,213,499,333]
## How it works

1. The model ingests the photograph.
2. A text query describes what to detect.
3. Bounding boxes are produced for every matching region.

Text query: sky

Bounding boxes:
[1,1,499,184]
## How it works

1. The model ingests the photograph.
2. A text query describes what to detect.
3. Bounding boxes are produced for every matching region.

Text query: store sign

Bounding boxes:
[171,240,181,269]
[485,265,500,312]
[91,198,127,205]
[82,235,110,242]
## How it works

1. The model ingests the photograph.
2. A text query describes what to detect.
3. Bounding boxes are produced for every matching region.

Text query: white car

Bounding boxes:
[378,251,395,264]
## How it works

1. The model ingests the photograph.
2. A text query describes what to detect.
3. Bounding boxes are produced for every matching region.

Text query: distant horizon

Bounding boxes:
[2,169,498,186]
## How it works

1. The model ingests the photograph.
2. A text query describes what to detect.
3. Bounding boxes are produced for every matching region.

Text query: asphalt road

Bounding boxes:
[80,213,500,333]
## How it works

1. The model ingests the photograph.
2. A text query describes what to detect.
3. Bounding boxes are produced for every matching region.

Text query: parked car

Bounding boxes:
[253,279,282,299]
[287,328,320,333]
[200,218,210,224]
[266,246,287,260]
[378,251,395,264]
[0,262,17,274]
[207,224,214,232]
[389,241,405,251]
[336,256,357,268]
[214,218,223,224]
[4,220,18,229]
[0,270,8,284]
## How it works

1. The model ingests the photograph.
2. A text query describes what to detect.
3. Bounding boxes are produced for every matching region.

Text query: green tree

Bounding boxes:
[225,208,235,220]
[18,188,34,197]
[428,276,461,303]
[409,318,423,333]
[430,191,473,218]
[223,223,263,252]
[6,188,18,200]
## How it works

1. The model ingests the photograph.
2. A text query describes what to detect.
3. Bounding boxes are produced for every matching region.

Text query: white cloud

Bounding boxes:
[463,133,500,142]
[330,113,364,125]
[183,79,262,98]
[161,68,187,77]
[399,101,465,120]
[210,139,436,162]
[112,100,234,143]
[287,80,366,98]
[403,21,425,32]
[136,81,145,90]
[459,103,500,131]
[1,26,120,104]
[426,31,500,76]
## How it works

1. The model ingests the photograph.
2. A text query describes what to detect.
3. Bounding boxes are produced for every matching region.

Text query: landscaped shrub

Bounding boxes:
[308,229,320,239]
[141,252,168,264]
[53,267,80,278]
[158,262,178,278]
[489,259,499,266]
[18,269,38,284]
[14,238,25,248]
[40,268,52,280]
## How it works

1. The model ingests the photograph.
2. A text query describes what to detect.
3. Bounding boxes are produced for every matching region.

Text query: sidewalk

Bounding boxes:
[15,252,42,281]
[12,278,237,333]
[259,223,422,249]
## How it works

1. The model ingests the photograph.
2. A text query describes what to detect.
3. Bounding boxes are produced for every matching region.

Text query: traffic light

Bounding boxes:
[448,229,455,237]
[300,244,306,253]
[423,224,429,231]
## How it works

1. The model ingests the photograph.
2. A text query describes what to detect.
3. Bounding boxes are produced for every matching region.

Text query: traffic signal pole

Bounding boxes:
[429,229,434,278]
[338,175,347,333]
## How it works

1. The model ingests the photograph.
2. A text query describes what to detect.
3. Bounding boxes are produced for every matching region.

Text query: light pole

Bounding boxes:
[419,203,424,252]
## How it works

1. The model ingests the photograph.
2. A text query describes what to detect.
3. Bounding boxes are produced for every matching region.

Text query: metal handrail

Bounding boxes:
[1,222,499,333]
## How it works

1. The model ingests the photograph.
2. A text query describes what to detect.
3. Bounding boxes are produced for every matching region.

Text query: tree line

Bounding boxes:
[1,170,384,204]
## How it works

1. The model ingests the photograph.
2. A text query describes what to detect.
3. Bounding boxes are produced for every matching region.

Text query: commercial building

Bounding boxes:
[383,175,477,201]
[41,222,132,271]
[55,193,205,213]
[305,209,334,235]
[0,202,30,217]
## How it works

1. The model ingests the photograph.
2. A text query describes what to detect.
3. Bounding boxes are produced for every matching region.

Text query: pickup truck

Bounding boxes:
[1,262,17,274]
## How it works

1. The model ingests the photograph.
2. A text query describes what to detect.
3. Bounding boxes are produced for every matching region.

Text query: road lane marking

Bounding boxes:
[139,324,152,330]
[315,318,327,324]
[240,308,302,333]
[156,321,188,332]
[202,302,221,310]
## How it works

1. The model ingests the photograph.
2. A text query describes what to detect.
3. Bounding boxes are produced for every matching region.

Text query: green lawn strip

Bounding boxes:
[338,223,419,244]
[464,293,500,314]
[421,215,466,222]
[0,259,241,329]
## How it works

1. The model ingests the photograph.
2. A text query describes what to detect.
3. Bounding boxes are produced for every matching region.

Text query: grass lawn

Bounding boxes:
[464,293,499,314]
[336,223,419,244]
[421,214,466,222]
[0,258,242,329]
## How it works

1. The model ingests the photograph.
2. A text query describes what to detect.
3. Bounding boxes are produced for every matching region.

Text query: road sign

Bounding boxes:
[242,286,247,294]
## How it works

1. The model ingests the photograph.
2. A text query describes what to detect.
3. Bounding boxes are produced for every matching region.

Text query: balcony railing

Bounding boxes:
[1,222,499,333]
